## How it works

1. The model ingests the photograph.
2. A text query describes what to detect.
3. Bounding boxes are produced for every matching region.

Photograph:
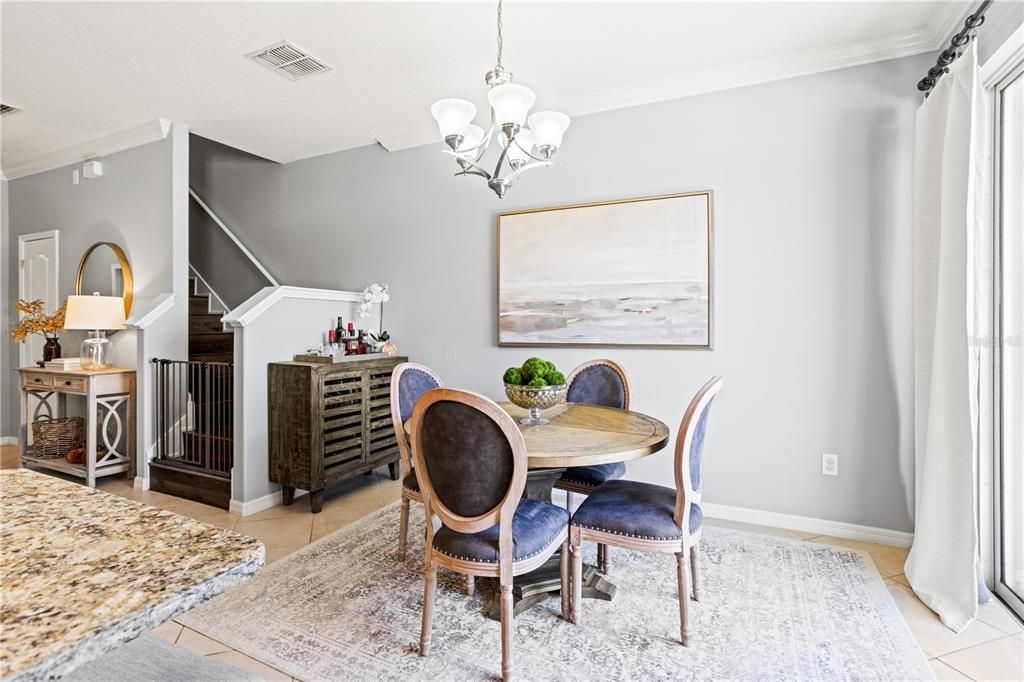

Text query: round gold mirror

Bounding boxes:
[75,242,134,316]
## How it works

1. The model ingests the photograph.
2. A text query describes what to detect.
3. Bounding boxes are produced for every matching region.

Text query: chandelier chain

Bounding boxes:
[496,0,503,69]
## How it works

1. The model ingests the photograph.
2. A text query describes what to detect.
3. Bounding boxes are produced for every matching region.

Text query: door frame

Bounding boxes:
[983,26,1024,620]
[17,229,60,369]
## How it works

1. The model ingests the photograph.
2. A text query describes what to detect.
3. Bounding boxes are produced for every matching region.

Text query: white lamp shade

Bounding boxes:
[430,98,477,139]
[64,294,126,331]
[487,84,536,126]
[506,129,535,164]
[457,124,486,155]
[528,111,570,150]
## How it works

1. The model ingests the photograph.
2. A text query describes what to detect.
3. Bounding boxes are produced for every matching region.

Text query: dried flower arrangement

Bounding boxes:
[11,299,66,342]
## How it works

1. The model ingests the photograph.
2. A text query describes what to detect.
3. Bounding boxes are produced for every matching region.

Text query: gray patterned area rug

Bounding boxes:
[180,503,931,681]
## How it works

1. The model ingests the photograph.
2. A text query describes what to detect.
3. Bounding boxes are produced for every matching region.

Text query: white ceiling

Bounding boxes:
[0,1,967,175]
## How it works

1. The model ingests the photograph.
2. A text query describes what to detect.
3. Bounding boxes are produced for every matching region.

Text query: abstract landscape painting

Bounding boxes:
[498,191,712,348]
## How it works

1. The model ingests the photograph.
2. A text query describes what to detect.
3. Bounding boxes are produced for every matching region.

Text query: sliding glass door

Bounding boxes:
[994,61,1023,620]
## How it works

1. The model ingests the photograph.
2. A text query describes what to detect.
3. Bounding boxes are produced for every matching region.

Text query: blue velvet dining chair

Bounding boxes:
[390,363,479,595]
[568,376,722,647]
[411,388,570,682]
[555,359,631,572]
[390,362,443,560]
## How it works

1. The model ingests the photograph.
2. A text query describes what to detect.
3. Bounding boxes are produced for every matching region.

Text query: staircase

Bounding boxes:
[148,277,235,509]
[188,277,233,362]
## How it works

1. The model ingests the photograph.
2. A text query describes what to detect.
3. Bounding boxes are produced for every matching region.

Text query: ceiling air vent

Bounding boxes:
[0,103,19,116]
[245,40,330,81]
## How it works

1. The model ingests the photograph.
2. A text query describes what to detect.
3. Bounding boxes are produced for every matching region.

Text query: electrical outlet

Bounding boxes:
[821,453,839,476]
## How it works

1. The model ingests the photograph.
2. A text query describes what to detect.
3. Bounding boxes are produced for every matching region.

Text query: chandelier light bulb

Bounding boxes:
[506,129,535,168]
[430,98,477,145]
[487,83,536,127]
[527,111,570,156]
[457,124,486,157]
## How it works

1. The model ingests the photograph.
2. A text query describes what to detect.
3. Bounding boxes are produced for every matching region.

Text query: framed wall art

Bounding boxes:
[498,190,713,348]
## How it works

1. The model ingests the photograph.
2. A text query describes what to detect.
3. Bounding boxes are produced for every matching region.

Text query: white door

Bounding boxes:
[18,231,60,368]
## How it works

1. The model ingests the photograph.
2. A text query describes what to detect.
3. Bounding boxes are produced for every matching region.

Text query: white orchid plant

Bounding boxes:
[358,282,390,343]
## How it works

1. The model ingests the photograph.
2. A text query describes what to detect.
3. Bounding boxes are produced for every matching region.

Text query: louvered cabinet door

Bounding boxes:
[364,365,399,466]
[321,370,365,481]
[268,356,407,512]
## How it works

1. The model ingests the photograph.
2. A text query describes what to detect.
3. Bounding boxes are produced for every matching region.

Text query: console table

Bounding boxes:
[18,367,136,487]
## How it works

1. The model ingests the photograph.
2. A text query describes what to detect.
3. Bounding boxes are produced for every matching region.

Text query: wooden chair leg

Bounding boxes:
[570,539,583,624]
[690,543,702,602]
[676,551,691,647]
[398,497,410,560]
[500,581,514,682]
[420,562,437,656]
[559,539,570,621]
[597,543,611,574]
[466,575,475,597]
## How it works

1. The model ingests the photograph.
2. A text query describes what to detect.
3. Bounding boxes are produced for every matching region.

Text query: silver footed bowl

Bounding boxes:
[504,382,567,425]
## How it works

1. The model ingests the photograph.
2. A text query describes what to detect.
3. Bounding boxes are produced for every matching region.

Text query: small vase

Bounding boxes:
[43,337,62,362]
[382,340,398,357]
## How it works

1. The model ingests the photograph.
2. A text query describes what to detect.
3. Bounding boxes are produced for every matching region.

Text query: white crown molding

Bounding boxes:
[700,502,914,548]
[1,118,171,180]
[223,286,363,328]
[378,14,963,154]
[125,293,176,330]
[926,2,974,48]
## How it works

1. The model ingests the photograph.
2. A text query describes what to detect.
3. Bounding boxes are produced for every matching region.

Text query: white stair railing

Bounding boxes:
[189,188,279,286]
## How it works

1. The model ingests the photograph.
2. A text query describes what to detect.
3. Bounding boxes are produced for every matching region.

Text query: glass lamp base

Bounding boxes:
[80,330,112,370]
[519,407,550,426]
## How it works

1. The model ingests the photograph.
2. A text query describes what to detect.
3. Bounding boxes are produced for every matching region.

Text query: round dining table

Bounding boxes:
[407,400,670,617]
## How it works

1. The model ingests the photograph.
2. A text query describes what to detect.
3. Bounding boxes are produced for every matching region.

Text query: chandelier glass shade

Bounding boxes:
[430,1,570,198]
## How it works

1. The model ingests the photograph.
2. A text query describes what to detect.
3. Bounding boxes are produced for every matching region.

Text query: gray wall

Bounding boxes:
[977,1,1023,65]
[5,133,189,457]
[191,54,935,532]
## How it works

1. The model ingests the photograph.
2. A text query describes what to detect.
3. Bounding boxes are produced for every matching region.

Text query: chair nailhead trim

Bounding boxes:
[572,522,682,541]
[432,541,559,564]
[558,479,598,488]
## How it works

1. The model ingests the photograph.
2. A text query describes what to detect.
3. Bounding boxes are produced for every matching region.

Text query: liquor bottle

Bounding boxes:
[345,325,358,355]
[335,317,344,345]
[357,330,367,355]
[328,329,335,354]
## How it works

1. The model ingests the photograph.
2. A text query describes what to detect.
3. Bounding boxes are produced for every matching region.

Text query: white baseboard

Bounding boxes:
[230,490,283,516]
[700,502,914,548]
[0,436,19,447]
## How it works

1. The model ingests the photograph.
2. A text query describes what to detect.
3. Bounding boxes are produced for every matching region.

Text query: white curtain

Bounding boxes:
[905,43,988,633]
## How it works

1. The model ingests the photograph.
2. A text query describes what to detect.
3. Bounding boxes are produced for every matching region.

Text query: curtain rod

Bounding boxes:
[917,0,994,94]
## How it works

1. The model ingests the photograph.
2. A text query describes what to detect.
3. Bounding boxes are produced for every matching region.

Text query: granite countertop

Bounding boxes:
[0,470,264,681]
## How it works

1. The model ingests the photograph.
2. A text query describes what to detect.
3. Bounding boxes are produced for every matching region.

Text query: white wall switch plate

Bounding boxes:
[822,453,839,476]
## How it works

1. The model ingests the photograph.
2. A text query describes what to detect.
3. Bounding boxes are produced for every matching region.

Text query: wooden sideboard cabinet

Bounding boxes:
[268,355,407,513]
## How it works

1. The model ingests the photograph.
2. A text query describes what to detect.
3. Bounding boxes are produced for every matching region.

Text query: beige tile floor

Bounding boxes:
[4,445,1022,681]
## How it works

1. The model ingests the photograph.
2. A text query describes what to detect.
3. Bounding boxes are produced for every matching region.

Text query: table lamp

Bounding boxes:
[64,293,126,369]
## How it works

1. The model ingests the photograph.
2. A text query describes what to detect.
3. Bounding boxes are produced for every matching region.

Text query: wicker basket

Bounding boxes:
[31,417,85,459]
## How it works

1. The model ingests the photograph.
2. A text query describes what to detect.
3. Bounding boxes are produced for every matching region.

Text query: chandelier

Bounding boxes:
[430,0,570,198]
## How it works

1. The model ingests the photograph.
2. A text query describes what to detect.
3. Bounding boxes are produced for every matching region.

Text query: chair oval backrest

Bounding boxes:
[390,363,443,477]
[673,377,723,527]
[410,388,528,534]
[566,359,631,410]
